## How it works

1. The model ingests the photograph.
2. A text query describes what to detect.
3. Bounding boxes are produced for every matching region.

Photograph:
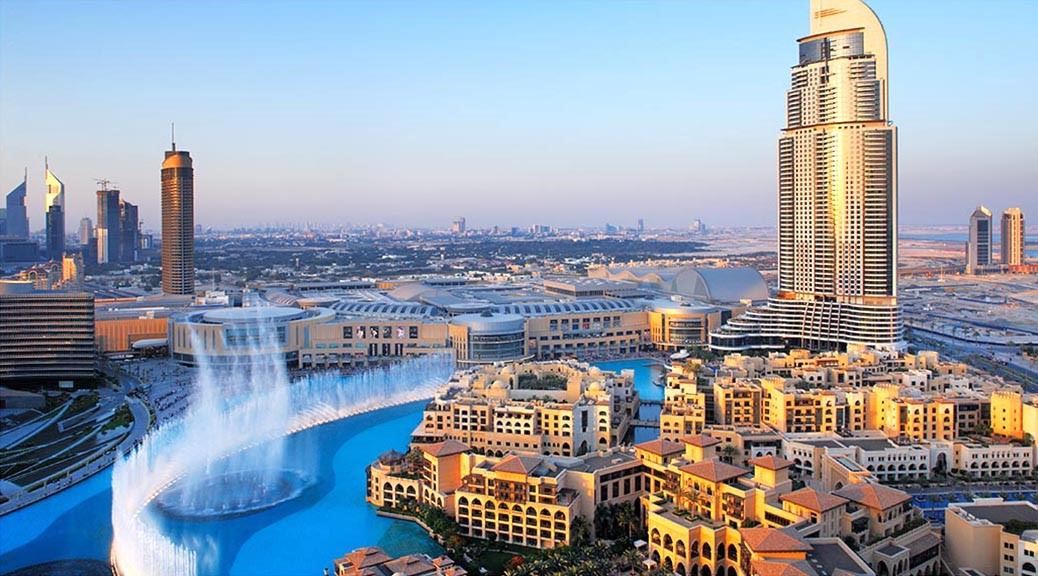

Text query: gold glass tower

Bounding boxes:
[1001,207,1025,267]
[711,0,903,352]
[161,134,195,295]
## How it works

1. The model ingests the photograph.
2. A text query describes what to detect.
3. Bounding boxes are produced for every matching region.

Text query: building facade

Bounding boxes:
[1002,207,1026,267]
[44,163,65,260]
[96,187,121,264]
[161,142,195,295]
[5,175,29,239]
[0,280,95,384]
[711,0,903,352]
[968,205,993,274]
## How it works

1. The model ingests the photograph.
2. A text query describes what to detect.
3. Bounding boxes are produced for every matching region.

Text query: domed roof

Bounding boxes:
[490,380,508,390]
[586,381,605,394]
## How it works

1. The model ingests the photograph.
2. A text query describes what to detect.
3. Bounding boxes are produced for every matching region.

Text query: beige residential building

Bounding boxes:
[412,361,638,457]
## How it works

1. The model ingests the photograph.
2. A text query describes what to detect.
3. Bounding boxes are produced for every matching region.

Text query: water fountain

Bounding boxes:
[110,310,455,576]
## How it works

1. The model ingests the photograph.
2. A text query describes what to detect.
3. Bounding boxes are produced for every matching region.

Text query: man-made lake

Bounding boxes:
[0,358,664,575]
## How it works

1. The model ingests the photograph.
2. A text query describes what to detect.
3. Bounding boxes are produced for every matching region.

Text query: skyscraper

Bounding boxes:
[711,0,902,352]
[161,133,195,295]
[1001,207,1026,267]
[96,186,121,264]
[44,161,65,260]
[119,200,139,263]
[5,173,29,239]
[79,217,94,246]
[967,205,992,274]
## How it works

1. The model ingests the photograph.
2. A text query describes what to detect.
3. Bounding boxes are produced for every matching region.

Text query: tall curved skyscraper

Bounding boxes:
[45,161,66,260]
[711,0,903,352]
[161,138,195,295]
[5,174,29,239]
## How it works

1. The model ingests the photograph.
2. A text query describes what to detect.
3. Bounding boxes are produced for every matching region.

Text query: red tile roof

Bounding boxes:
[749,454,795,470]
[491,454,543,475]
[740,527,813,553]
[678,459,747,483]
[780,487,848,512]
[682,433,721,448]
[418,439,470,457]
[635,438,684,456]
[833,482,910,511]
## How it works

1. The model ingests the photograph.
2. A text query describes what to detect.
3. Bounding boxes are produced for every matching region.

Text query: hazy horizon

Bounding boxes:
[2,0,1035,232]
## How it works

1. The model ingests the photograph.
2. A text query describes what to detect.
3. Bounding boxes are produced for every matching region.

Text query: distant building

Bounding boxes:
[119,199,139,263]
[79,217,94,247]
[161,137,195,295]
[1001,207,1026,267]
[710,0,902,352]
[638,218,645,232]
[96,187,121,264]
[0,238,39,263]
[451,217,466,234]
[967,205,993,274]
[44,162,65,260]
[0,280,95,385]
[62,253,83,285]
[5,174,29,239]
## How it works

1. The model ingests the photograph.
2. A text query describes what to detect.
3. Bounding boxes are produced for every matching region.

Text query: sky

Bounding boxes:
[1,0,1035,232]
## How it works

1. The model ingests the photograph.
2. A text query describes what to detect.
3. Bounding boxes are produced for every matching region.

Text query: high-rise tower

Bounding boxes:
[44,160,65,260]
[119,200,139,263]
[1001,207,1025,267]
[161,130,195,295]
[5,172,29,239]
[711,0,902,352]
[96,186,121,264]
[967,205,992,274]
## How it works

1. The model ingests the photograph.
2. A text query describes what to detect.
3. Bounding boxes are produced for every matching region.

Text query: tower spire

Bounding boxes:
[45,155,49,172]
[171,122,176,151]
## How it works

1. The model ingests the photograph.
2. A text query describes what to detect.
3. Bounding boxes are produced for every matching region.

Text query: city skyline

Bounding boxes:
[1,1,1036,231]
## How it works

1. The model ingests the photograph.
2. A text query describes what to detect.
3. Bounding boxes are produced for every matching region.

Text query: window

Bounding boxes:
[409,326,419,339]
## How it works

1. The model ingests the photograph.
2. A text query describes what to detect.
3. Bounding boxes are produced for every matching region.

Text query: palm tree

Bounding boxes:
[721,444,739,464]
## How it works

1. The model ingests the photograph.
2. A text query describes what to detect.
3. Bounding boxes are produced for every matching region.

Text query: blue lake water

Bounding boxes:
[593,358,664,443]
[0,359,663,575]
[0,402,440,576]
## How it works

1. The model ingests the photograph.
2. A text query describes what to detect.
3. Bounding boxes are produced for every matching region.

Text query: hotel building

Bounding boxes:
[161,138,195,295]
[711,0,903,352]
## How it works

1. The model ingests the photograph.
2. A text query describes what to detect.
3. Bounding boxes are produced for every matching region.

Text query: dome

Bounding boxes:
[588,366,602,377]
[490,380,508,390]
[586,381,605,394]
[499,366,514,377]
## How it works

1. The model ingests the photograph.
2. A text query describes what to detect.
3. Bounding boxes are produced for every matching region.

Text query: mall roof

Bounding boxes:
[491,298,637,317]
[590,265,768,303]
[331,300,443,318]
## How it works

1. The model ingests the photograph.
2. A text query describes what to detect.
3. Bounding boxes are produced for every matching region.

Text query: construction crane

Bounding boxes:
[95,178,118,191]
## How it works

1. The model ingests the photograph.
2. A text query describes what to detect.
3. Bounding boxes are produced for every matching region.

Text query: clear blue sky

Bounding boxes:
[1,0,1035,231]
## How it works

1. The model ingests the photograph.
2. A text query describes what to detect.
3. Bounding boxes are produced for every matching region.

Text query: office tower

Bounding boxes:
[119,200,139,263]
[5,174,29,239]
[161,134,195,295]
[0,280,95,384]
[637,218,644,233]
[96,186,121,264]
[711,0,902,352]
[967,205,992,274]
[44,161,65,260]
[1001,207,1025,267]
[79,217,94,246]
